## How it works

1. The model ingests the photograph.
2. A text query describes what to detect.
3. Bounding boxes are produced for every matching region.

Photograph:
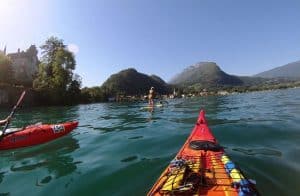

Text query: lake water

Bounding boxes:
[0,88,300,196]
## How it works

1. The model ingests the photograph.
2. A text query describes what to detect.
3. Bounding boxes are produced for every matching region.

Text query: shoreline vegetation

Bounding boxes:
[1,36,300,107]
[1,75,299,108]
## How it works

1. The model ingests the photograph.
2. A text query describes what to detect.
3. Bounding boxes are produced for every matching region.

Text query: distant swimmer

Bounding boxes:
[148,87,155,107]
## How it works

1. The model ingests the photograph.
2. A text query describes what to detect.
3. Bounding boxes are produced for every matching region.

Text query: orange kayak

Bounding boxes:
[0,122,78,150]
[148,110,258,196]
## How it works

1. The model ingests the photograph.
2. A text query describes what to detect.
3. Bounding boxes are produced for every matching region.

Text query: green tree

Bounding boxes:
[0,53,14,84]
[33,36,80,105]
[67,74,82,103]
[81,87,106,103]
[40,37,65,64]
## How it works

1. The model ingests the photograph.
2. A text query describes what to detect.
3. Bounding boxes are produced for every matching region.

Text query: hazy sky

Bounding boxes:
[1,0,300,87]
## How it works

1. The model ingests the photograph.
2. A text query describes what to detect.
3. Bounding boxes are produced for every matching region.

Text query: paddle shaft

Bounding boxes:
[2,91,26,134]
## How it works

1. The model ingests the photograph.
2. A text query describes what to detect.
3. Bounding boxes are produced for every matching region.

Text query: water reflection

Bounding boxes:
[232,147,282,157]
[0,136,80,188]
[86,102,165,133]
[120,155,138,163]
[0,171,5,184]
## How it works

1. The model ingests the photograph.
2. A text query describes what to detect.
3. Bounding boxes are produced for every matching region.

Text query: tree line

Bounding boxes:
[0,36,107,106]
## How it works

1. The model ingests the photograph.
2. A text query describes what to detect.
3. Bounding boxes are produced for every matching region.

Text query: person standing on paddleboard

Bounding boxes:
[148,87,155,107]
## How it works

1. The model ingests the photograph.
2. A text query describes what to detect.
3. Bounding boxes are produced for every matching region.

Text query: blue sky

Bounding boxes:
[1,0,300,87]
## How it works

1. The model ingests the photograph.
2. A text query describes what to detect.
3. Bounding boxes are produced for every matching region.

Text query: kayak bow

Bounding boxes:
[0,121,78,150]
[148,110,258,196]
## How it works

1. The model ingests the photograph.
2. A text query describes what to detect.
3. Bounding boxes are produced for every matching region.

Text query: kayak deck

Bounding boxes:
[148,110,258,196]
[150,154,248,196]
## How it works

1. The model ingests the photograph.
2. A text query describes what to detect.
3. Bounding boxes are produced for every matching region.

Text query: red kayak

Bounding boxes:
[0,121,78,150]
[148,110,258,196]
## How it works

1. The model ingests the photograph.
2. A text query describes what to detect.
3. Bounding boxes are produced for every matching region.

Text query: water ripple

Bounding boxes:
[0,88,299,195]
[232,148,282,157]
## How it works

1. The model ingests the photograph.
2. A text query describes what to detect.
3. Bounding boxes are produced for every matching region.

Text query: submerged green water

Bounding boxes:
[0,88,300,195]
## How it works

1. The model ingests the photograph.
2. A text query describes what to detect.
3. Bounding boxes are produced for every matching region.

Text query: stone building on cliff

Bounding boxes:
[1,45,38,85]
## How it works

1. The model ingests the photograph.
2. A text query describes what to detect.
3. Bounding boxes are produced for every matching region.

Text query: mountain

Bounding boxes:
[255,60,300,79]
[169,62,243,87]
[101,68,170,95]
